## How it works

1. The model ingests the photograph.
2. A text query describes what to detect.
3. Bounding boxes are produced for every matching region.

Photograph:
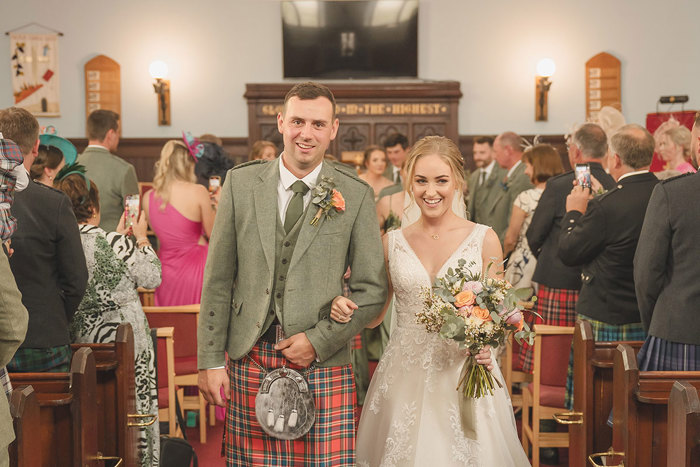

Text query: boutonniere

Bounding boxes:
[499,179,509,192]
[310,176,346,226]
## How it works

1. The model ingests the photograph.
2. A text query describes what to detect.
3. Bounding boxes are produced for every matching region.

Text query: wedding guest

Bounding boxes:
[30,132,77,187]
[249,140,277,161]
[144,140,213,306]
[56,168,161,466]
[1,107,87,373]
[656,123,696,173]
[504,144,563,289]
[358,145,393,200]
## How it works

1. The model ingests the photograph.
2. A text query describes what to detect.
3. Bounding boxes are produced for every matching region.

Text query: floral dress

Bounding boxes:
[72,225,162,466]
[504,187,543,289]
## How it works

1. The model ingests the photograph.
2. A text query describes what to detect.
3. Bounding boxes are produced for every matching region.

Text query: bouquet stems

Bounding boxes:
[457,354,503,398]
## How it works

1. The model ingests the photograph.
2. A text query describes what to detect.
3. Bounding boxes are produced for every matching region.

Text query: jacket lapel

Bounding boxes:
[253,161,279,273]
[289,163,334,271]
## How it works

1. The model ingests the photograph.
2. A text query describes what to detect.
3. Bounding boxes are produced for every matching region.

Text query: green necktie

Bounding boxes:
[284,180,310,233]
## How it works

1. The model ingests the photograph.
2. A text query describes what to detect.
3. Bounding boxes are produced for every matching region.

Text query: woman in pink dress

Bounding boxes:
[144,140,215,306]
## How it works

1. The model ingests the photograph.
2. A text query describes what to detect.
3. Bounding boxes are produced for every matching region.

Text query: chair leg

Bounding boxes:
[199,393,207,443]
[209,404,216,426]
[522,389,530,453]
[532,406,540,467]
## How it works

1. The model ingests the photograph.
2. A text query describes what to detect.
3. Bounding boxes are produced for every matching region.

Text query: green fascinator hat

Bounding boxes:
[39,126,77,165]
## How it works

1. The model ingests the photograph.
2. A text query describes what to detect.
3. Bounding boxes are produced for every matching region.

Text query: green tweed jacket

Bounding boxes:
[479,162,533,243]
[78,147,139,232]
[198,160,388,369]
[0,253,29,450]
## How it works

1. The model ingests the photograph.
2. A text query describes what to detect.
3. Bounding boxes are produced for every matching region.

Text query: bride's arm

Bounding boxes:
[482,228,505,280]
[366,233,393,329]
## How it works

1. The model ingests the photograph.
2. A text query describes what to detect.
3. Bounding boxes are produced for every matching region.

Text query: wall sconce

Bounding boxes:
[149,61,170,126]
[535,58,555,121]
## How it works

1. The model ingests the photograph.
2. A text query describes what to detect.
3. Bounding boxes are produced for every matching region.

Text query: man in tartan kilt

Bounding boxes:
[521,123,616,372]
[634,111,700,372]
[198,82,388,466]
[558,124,659,409]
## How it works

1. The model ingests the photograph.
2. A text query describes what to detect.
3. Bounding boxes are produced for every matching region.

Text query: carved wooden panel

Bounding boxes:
[84,55,121,135]
[586,52,621,121]
[245,81,461,157]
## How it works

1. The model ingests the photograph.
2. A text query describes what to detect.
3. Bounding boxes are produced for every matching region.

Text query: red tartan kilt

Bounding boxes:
[517,285,579,373]
[225,341,356,466]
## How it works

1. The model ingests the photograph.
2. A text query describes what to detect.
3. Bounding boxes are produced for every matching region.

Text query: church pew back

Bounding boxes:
[667,381,700,467]
[8,385,42,467]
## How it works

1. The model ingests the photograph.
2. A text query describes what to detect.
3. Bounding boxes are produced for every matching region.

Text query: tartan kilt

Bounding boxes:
[564,315,646,410]
[7,344,71,373]
[225,341,356,466]
[637,335,700,371]
[518,285,579,373]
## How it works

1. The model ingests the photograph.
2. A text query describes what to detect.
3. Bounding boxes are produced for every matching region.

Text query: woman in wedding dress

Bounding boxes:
[332,136,530,466]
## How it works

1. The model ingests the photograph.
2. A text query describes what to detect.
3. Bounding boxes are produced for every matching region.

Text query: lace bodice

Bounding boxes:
[388,225,488,331]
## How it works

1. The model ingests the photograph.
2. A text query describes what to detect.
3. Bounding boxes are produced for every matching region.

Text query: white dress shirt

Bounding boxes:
[506,160,522,179]
[479,160,496,184]
[277,157,323,225]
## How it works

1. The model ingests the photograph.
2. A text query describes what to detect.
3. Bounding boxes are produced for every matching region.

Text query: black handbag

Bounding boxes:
[159,372,199,466]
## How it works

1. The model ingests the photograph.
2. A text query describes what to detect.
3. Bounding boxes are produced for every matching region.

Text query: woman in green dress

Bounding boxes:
[56,167,162,466]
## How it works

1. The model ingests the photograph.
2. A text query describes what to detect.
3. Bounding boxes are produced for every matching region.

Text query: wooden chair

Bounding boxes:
[138,287,155,306]
[595,344,700,467]
[71,323,146,466]
[155,326,179,438]
[503,333,532,408]
[521,324,574,467]
[145,304,211,443]
[9,347,105,466]
[8,385,41,467]
[560,319,643,467]
[667,381,700,467]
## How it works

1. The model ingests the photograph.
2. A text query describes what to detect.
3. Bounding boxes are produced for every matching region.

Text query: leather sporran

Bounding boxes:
[254,366,316,440]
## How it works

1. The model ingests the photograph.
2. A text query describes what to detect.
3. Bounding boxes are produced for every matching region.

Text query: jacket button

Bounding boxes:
[279,275,285,281]
[208,341,214,346]
[327,324,332,330]
[284,241,291,247]
[208,325,214,331]
[276,293,282,299]
[209,311,215,317]
[282,258,288,264]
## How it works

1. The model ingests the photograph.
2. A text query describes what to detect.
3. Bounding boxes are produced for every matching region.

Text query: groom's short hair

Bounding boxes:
[283,82,337,119]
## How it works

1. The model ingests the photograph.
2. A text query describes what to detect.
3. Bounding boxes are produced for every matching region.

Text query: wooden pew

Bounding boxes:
[562,320,643,467]
[8,385,41,467]
[594,344,700,467]
[71,323,149,466]
[9,347,103,467]
[667,381,700,467]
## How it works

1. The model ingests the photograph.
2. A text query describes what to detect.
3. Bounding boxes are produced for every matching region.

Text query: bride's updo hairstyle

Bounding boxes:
[403,135,466,203]
[153,140,197,209]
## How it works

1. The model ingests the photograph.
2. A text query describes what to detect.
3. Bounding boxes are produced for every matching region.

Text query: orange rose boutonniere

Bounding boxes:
[310,176,345,226]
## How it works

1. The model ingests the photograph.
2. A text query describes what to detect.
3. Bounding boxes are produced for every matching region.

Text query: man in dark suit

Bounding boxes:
[558,124,658,409]
[0,107,87,373]
[466,136,507,224]
[634,111,700,372]
[523,123,615,372]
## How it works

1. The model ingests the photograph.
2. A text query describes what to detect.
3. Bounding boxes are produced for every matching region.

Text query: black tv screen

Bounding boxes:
[282,0,418,79]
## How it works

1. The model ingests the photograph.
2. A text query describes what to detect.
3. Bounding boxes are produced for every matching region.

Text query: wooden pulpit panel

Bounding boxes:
[84,55,121,135]
[586,52,621,121]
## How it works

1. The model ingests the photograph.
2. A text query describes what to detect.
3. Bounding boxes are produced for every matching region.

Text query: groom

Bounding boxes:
[198,82,388,465]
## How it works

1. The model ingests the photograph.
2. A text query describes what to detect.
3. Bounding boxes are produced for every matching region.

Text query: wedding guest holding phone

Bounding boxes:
[144,139,214,306]
[55,167,162,466]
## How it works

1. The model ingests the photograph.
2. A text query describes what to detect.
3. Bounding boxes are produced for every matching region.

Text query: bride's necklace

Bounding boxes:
[430,233,440,240]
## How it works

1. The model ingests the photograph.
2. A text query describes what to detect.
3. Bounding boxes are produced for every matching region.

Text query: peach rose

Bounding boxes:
[332,190,346,211]
[471,306,491,321]
[454,290,476,308]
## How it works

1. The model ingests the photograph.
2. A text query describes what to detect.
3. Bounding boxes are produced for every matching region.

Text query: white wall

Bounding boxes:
[0,0,697,139]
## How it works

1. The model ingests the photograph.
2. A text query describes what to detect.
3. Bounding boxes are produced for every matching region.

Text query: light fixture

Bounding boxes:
[149,61,170,126]
[535,58,555,121]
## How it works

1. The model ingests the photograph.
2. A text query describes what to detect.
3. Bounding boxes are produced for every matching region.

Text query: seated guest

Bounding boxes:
[558,124,658,409]
[79,110,139,231]
[358,145,393,200]
[656,123,696,173]
[635,111,700,372]
[56,167,161,466]
[504,144,563,289]
[0,107,87,373]
[249,140,277,161]
[144,140,213,306]
[31,131,77,187]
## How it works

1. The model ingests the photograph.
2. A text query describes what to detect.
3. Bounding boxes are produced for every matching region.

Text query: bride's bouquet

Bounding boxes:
[416,259,537,400]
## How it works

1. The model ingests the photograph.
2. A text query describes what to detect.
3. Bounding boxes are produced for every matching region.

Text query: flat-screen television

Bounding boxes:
[282,0,418,79]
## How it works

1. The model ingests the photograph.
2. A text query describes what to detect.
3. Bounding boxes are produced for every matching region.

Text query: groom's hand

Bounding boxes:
[275,333,317,367]
[198,368,230,407]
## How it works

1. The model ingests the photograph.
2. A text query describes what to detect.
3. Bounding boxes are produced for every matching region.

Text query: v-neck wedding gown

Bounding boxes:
[356,225,530,466]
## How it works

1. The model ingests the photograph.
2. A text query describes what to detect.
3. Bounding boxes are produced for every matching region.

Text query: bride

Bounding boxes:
[331,136,530,466]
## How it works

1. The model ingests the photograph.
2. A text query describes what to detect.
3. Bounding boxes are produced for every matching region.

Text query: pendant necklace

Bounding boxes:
[431,233,440,240]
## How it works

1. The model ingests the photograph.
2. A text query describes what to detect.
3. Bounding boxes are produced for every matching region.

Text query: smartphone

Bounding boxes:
[209,176,221,194]
[124,194,140,228]
[575,163,591,189]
